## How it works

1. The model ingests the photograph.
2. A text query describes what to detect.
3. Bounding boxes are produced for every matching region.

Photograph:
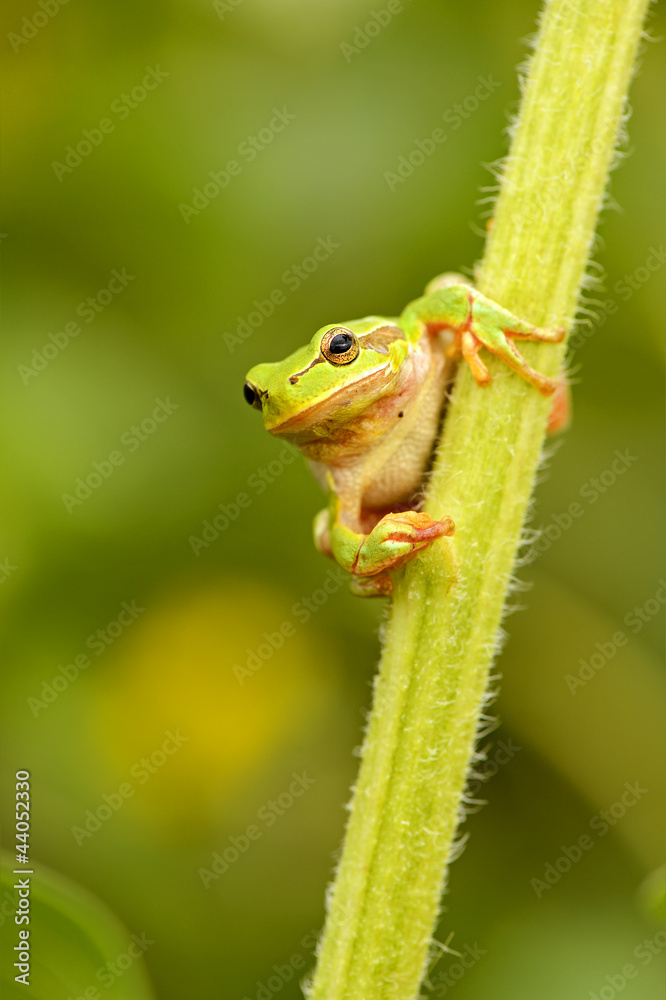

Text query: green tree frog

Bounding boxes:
[244,275,565,596]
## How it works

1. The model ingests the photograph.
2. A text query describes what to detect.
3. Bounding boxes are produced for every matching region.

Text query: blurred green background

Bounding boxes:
[1,0,665,997]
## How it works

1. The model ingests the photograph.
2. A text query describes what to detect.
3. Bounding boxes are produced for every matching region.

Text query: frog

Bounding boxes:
[243,275,566,596]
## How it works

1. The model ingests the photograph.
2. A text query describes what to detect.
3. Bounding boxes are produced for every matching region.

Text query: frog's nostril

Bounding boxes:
[243,382,263,409]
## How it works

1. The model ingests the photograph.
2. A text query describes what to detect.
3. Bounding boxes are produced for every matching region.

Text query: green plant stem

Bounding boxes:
[308,2,650,998]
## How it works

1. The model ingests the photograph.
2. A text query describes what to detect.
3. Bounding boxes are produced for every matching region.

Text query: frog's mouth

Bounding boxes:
[262,363,396,437]
[265,361,420,457]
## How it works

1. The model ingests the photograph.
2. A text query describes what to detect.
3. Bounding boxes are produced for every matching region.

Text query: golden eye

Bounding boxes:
[320,327,360,365]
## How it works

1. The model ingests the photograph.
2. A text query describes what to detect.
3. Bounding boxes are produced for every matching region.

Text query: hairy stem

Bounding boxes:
[308,1,650,997]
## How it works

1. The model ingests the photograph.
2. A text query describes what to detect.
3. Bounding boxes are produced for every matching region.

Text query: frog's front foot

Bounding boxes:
[407,283,565,396]
[450,292,565,396]
[354,510,454,579]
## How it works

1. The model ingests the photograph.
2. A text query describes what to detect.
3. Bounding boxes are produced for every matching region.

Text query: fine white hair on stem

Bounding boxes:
[308,4,652,997]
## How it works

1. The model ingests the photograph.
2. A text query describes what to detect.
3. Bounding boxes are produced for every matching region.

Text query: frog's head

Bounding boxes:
[243,318,411,448]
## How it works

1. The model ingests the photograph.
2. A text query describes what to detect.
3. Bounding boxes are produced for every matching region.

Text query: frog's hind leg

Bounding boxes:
[351,510,455,579]
[424,272,474,294]
[313,507,334,559]
[316,492,455,597]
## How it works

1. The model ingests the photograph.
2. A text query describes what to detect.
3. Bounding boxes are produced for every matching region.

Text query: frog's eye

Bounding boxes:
[320,327,360,365]
[243,382,262,409]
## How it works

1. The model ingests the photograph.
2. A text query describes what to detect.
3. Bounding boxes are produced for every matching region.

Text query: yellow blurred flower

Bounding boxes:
[91,577,336,836]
